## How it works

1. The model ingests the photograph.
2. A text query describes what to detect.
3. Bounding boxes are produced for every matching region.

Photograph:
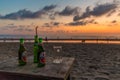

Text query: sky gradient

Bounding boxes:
[0,0,120,38]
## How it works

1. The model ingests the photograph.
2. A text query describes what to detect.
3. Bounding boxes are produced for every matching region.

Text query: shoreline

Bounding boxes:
[0,38,120,44]
[1,42,120,45]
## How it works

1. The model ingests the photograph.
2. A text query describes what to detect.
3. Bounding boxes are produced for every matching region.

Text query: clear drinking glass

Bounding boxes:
[53,45,63,63]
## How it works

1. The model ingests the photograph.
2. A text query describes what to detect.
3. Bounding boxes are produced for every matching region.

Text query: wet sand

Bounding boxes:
[0,42,120,80]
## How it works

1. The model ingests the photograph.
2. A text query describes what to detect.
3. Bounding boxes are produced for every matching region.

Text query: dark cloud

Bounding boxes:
[73,6,91,21]
[94,22,98,24]
[67,21,87,26]
[42,22,61,27]
[0,9,33,19]
[42,5,57,11]
[48,6,81,20]
[32,5,57,19]
[0,5,57,20]
[107,9,116,17]
[91,3,117,16]
[59,6,80,16]
[0,5,81,20]
[73,2,118,21]
[43,23,52,27]
[111,20,117,23]
[87,19,98,24]
[42,19,98,27]
[66,19,98,26]
[52,22,60,26]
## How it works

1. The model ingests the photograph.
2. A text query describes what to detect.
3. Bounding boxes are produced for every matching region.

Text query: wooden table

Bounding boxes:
[0,56,75,80]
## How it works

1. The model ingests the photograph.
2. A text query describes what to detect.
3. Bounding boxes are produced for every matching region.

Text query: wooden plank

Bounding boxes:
[0,56,75,80]
[0,71,63,80]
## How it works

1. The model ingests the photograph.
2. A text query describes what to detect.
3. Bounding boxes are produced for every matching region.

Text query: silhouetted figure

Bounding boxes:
[82,39,85,43]
[45,36,48,43]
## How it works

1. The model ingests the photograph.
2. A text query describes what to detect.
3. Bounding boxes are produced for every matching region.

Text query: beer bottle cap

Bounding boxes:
[20,38,24,43]
[39,38,43,43]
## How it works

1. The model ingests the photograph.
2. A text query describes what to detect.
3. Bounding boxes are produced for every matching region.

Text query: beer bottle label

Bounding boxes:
[39,52,45,64]
[22,52,26,62]
[34,43,38,46]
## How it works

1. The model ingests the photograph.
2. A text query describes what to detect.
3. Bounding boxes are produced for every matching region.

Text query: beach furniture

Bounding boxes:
[0,56,74,80]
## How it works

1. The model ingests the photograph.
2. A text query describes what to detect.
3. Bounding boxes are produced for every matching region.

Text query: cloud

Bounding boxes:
[48,6,81,20]
[46,6,81,20]
[73,6,91,21]
[73,2,118,21]
[15,25,33,32]
[14,28,24,31]
[8,23,14,26]
[42,19,98,27]
[0,9,33,19]
[42,5,57,11]
[14,26,33,32]
[0,5,81,20]
[91,3,117,16]
[59,6,80,16]
[1,24,34,32]
[25,28,33,32]
[42,22,62,27]
[0,23,17,30]
[0,5,57,20]
[107,9,116,17]
[66,19,98,26]
[111,20,117,23]
[32,5,57,19]
[67,21,87,26]
[52,22,60,26]
[6,25,17,28]
[118,13,120,16]
[42,23,52,27]
[0,25,17,31]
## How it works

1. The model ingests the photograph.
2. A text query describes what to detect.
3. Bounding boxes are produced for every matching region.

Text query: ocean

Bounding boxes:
[0,35,120,44]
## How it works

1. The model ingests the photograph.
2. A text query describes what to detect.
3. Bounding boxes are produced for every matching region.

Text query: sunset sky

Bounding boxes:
[0,0,120,38]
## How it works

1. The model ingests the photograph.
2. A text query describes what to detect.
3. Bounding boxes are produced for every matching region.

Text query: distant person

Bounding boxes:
[82,39,85,43]
[45,36,48,42]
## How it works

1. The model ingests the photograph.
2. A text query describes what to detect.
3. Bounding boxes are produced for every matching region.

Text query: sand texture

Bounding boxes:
[0,42,120,80]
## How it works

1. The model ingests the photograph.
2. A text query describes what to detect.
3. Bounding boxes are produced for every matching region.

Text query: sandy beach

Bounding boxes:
[0,42,120,80]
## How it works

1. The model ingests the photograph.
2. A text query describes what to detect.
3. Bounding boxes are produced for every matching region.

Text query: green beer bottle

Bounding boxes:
[33,35,39,63]
[18,38,27,66]
[33,26,39,63]
[38,38,46,67]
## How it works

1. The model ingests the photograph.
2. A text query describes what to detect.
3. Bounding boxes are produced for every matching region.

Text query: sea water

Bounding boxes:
[0,35,120,44]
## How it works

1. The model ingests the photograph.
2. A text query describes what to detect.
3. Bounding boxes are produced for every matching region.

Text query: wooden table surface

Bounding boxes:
[0,56,75,80]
